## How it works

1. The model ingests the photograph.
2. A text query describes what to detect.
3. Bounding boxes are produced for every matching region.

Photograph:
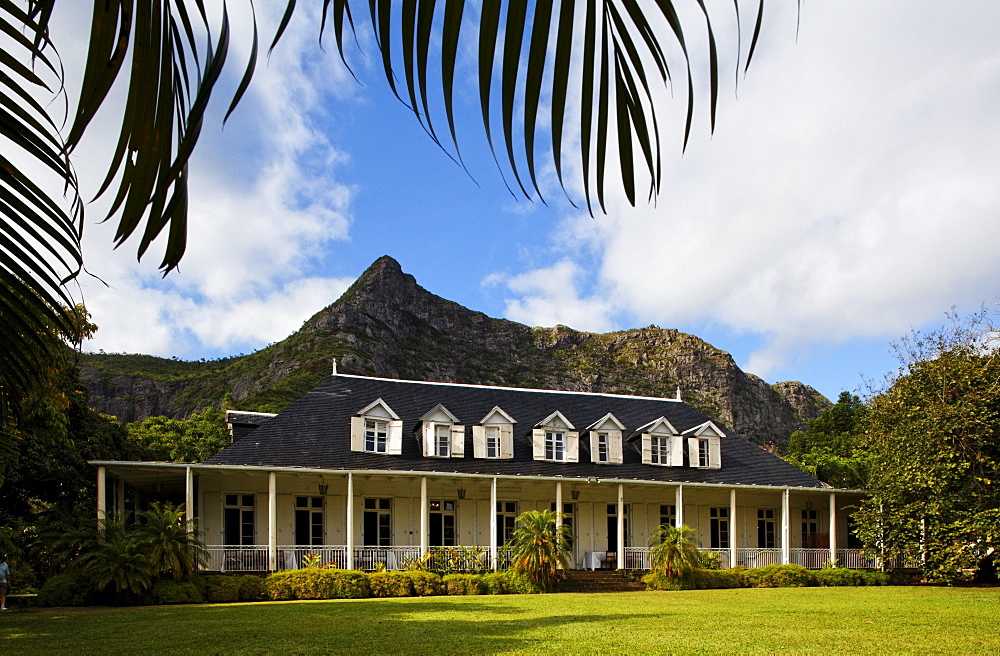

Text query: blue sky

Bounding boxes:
[69,2,1000,403]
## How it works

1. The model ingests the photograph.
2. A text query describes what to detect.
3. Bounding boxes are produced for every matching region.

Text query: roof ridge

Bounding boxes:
[332,373,683,403]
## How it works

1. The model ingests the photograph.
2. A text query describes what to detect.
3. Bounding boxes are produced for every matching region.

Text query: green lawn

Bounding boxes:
[2,587,996,654]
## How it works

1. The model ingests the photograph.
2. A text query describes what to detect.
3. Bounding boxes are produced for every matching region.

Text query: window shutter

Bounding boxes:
[532,428,546,460]
[451,425,465,457]
[388,419,404,455]
[350,416,365,452]
[422,422,435,457]
[610,431,624,464]
[641,433,652,464]
[670,435,684,467]
[472,426,486,458]
[589,431,600,462]
[687,437,700,467]
[500,425,514,458]
[709,438,722,468]
[566,431,579,462]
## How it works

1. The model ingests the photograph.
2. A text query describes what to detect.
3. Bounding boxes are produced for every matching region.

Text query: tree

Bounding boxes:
[783,392,871,489]
[507,509,572,590]
[854,311,1000,581]
[133,503,206,581]
[648,524,700,580]
[3,2,771,442]
[128,407,230,463]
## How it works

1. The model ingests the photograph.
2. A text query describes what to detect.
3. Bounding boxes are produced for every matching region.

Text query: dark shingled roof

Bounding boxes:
[207,374,824,489]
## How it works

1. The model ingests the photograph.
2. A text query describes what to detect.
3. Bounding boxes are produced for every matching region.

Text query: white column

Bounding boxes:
[115,478,125,519]
[616,483,625,569]
[490,477,498,570]
[781,489,791,565]
[268,471,277,571]
[185,466,195,532]
[555,482,563,528]
[675,484,684,527]
[729,488,738,569]
[96,466,106,525]
[420,476,429,557]
[828,493,837,566]
[346,473,355,569]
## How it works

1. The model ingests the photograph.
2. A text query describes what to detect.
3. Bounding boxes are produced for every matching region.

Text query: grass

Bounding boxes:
[1,587,997,654]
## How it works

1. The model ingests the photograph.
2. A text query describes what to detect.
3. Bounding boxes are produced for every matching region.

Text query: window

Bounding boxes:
[606,504,630,551]
[485,426,501,458]
[551,502,576,550]
[596,433,609,462]
[697,439,711,467]
[295,496,324,547]
[435,424,451,457]
[757,509,776,548]
[802,509,820,547]
[651,435,670,464]
[363,498,392,546]
[224,494,255,546]
[365,419,388,453]
[710,507,729,549]
[545,430,565,461]
[496,501,518,545]
[429,500,456,546]
[660,504,677,529]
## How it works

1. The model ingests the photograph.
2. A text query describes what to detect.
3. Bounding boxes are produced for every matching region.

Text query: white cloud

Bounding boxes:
[491,1,1000,378]
[492,260,616,333]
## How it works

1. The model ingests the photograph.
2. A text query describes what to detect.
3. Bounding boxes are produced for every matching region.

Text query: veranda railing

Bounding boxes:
[205,545,511,572]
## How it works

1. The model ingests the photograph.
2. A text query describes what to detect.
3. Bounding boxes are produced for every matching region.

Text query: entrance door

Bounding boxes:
[606,504,630,552]
[295,496,324,546]
[429,500,456,546]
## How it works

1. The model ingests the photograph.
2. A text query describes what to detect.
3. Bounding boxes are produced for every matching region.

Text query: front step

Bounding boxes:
[559,570,644,593]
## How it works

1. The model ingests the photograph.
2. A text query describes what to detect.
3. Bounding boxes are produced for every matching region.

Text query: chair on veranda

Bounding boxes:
[603,551,617,569]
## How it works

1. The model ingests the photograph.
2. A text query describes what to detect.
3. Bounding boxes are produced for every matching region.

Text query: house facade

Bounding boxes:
[93,373,876,573]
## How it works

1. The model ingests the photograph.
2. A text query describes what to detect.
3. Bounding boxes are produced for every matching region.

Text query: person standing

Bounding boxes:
[0,557,9,611]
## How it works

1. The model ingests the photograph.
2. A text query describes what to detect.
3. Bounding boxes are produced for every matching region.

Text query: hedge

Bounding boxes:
[644,565,894,591]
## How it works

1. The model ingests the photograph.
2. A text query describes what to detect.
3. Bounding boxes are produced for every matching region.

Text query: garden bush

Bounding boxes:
[148,579,203,604]
[203,575,241,603]
[399,571,443,596]
[265,569,371,601]
[742,564,817,588]
[443,574,486,595]
[38,571,103,607]
[692,568,747,589]
[814,568,890,587]
[494,570,542,594]
[237,574,268,601]
[369,572,416,597]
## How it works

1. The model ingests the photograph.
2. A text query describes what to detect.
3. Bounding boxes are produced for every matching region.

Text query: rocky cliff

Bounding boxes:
[80,256,830,444]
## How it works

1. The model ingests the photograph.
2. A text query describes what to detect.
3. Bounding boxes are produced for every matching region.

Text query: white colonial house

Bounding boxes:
[92,373,880,573]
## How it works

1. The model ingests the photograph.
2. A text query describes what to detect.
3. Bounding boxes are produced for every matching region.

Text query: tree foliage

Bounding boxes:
[128,407,230,463]
[506,509,572,590]
[854,311,1000,580]
[783,392,871,489]
[2,1,774,446]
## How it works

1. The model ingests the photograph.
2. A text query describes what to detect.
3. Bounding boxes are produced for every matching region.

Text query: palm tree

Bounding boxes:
[133,502,207,581]
[507,509,572,590]
[1,2,769,464]
[75,517,154,599]
[649,523,700,580]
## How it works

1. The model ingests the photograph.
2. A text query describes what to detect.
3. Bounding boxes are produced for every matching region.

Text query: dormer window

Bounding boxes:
[350,399,403,455]
[473,406,515,459]
[586,413,625,464]
[684,421,724,469]
[532,411,579,462]
[636,417,683,467]
[419,404,465,458]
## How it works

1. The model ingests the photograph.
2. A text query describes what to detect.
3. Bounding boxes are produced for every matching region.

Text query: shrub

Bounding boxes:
[265,569,371,601]
[743,564,817,588]
[692,568,746,589]
[400,571,443,596]
[237,575,268,601]
[496,570,542,594]
[643,571,696,590]
[203,575,241,603]
[369,572,416,597]
[38,571,103,607]
[148,579,203,604]
[814,568,890,587]
[443,574,486,595]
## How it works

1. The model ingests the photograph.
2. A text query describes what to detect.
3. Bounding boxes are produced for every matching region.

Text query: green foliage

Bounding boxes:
[202,575,241,603]
[128,408,230,463]
[368,571,415,597]
[400,571,444,596]
[37,571,104,607]
[648,524,701,580]
[855,311,1000,581]
[442,571,540,595]
[507,509,572,590]
[236,575,267,601]
[697,550,722,570]
[133,503,207,580]
[743,564,817,588]
[146,579,203,605]
[264,569,371,601]
[783,392,871,488]
[443,574,486,595]
[813,568,890,587]
[643,568,747,590]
